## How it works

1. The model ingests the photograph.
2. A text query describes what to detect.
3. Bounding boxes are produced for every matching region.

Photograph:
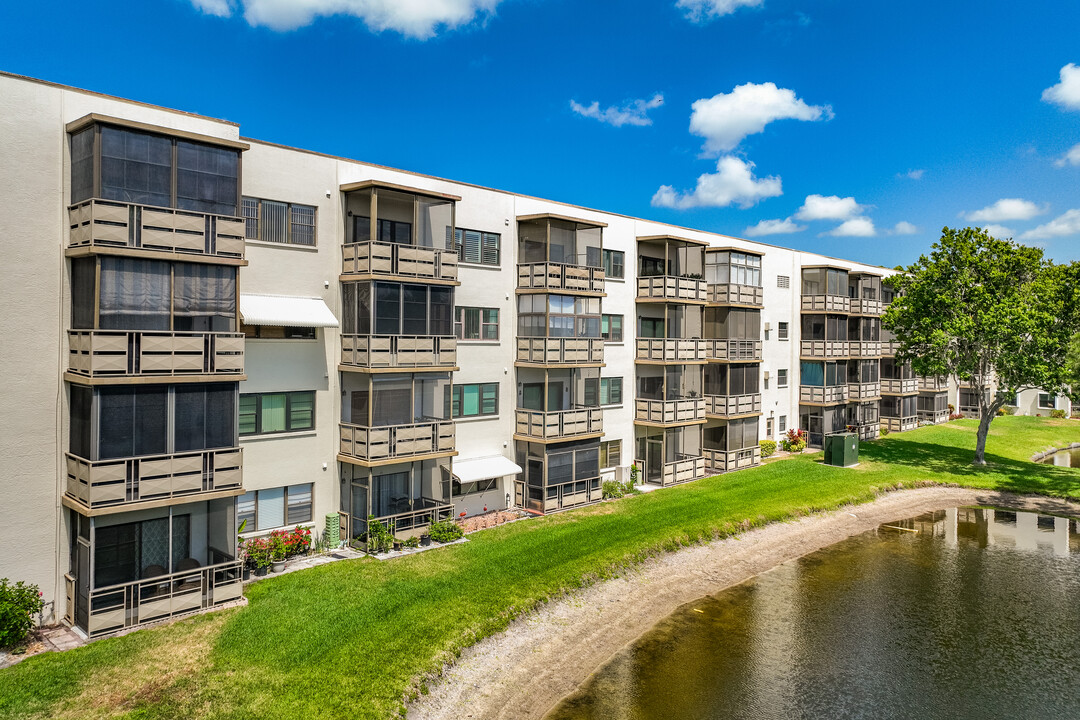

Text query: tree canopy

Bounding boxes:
[883,227,1080,464]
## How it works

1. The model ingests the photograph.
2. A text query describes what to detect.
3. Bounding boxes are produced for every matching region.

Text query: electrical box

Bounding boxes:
[824,433,859,467]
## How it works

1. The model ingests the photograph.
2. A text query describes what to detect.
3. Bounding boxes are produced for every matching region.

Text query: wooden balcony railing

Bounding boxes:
[882,416,918,433]
[881,340,902,356]
[342,241,458,281]
[68,199,245,259]
[849,298,883,316]
[530,480,603,514]
[514,407,603,440]
[369,499,456,539]
[635,398,707,425]
[703,446,761,474]
[637,276,708,302]
[65,448,243,511]
[636,338,709,363]
[636,455,707,487]
[83,558,243,638]
[881,378,918,395]
[847,423,880,442]
[67,330,244,379]
[800,340,850,358]
[517,262,604,293]
[917,408,949,425]
[800,294,850,313]
[339,421,455,463]
[516,337,604,365]
[340,335,456,370]
[705,393,762,418]
[707,283,763,307]
[704,339,762,362]
[799,384,849,404]
[918,376,948,392]
[847,382,881,400]
[848,341,882,358]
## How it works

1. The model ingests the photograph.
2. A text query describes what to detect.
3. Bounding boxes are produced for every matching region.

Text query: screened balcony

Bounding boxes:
[704,363,761,418]
[516,439,602,513]
[341,183,459,282]
[881,358,918,395]
[918,392,949,424]
[800,314,849,358]
[517,215,605,294]
[848,273,883,316]
[847,316,882,358]
[881,327,902,356]
[703,306,762,362]
[636,304,707,363]
[340,281,456,370]
[339,373,455,465]
[636,236,707,303]
[881,395,918,432]
[636,366,706,425]
[515,368,603,441]
[799,405,848,448]
[342,459,455,541]
[799,360,850,405]
[705,248,764,306]
[918,375,949,392]
[958,387,989,416]
[516,294,604,365]
[636,426,706,486]
[847,360,881,400]
[702,418,760,473]
[847,401,880,441]
[801,267,850,313]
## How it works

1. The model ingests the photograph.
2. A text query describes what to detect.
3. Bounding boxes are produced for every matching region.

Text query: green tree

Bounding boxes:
[883,227,1079,465]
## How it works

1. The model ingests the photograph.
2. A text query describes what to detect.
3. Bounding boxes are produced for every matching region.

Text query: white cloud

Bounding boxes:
[188,0,502,38]
[981,224,1015,239]
[795,194,864,221]
[892,221,918,235]
[744,217,805,237]
[689,82,832,154]
[1019,209,1080,240]
[677,0,763,23]
[570,94,664,127]
[964,198,1047,223]
[1042,63,1080,111]
[1054,142,1080,167]
[898,169,925,180]
[652,155,782,210]
[825,217,876,237]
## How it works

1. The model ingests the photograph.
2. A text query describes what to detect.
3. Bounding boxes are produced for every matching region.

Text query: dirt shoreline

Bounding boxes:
[406,486,1080,720]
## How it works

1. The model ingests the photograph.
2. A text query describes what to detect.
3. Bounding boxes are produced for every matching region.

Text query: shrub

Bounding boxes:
[996,407,1007,416]
[428,520,464,544]
[0,579,44,648]
[947,403,955,413]
[949,412,964,421]
[366,516,395,553]
[880,427,890,436]
[602,480,626,499]
[781,428,807,452]
[759,439,776,458]
[1050,409,1066,419]
[243,537,272,569]
[1004,405,1018,415]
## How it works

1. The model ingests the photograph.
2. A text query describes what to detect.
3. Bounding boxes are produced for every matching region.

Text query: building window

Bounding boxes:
[600,378,623,405]
[603,249,625,279]
[764,376,769,390]
[452,383,499,418]
[242,197,317,246]
[777,369,788,388]
[455,307,499,340]
[778,321,789,340]
[1038,393,1055,409]
[706,251,761,286]
[454,228,500,265]
[238,483,313,532]
[453,476,497,497]
[601,314,623,342]
[779,415,787,433]
[599,440,621,468]
[517,295,601,338]
[239,391,316,436]
[242,324,316,339]
[766,417,773,438]
[777,275,790,289]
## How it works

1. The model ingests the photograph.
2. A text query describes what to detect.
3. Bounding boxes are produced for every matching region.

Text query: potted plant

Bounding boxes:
[269,531,287,572]
[419,533,432,547]
[246,538,271,577]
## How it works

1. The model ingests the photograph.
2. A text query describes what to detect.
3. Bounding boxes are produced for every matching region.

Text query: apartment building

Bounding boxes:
[0,71,1071,639]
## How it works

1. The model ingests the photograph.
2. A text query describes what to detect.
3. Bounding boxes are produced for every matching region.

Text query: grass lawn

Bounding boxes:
[1,416,1077,719]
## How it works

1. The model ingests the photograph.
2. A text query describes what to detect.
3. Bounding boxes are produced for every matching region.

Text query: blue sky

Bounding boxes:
[2,0,1078,268]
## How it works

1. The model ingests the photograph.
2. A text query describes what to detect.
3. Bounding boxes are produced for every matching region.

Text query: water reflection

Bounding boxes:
[547,507,1080,720]
[1039,447,1080,467]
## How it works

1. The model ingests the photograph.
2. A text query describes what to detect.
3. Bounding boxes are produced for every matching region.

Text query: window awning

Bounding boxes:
[452,455,522,483]
[239,293,339,328]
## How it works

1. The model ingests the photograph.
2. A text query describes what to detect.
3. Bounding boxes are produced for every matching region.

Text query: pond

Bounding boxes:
[1038,447,1080,467]
[546,508,1080,720]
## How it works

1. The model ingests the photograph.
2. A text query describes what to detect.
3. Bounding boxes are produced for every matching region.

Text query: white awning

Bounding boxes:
[239,293,339,328]
[452,455,522,483]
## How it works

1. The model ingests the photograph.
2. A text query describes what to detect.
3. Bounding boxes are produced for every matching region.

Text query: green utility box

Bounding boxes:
[823,433,859,467]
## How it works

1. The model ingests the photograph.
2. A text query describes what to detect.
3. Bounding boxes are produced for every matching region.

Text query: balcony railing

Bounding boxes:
[800,340,850,358]
[918,376,948,392]
[65,448,242,511]
[635,398,706,425]
[704,339,762,363]
[67,331,244,379]
[371,499,456,538]
[848,381,881,400]
[514,407,603,441]
[704,446,761,474]
[881,378,918,395]
[68,199,245,259]
[799,385,849,404]
[704,393,762,418]
[532,481,603,514]
[636,455,707,487]
[801,295,850,313]
[83,558,243,638]
[881,340,901,356]
[637,276,707,302]
[517,262,604,293]
[918,408,949,425]
[342,241,458,281]
[636,338,709,363]
[339,420,456,463]
[848,423,880,442]
[882,416,918,433]
[516,337,604,365]
[340,335,456,370]
[848,341,882,358]
[849,298,883,316]
[707,283,763,307]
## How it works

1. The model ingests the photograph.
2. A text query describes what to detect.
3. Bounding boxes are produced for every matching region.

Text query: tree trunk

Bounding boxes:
[974,410,992,466]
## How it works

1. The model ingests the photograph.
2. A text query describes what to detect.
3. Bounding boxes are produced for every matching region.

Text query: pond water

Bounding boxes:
[546,508,1080,720]
[1039,447,1080,467]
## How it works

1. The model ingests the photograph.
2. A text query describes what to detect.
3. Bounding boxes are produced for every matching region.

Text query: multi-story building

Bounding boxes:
[0,71,1070,638]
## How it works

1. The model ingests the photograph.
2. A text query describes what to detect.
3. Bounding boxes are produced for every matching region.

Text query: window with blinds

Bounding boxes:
[243,196,317,246]
[454,228,500,265]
